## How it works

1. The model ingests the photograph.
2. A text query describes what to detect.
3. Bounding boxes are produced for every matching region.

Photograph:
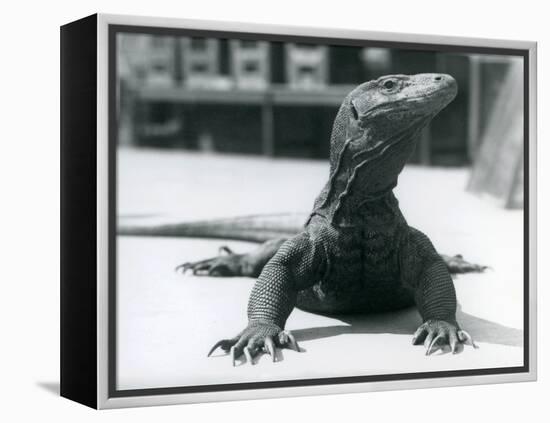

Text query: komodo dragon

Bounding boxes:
[120,73,486,365]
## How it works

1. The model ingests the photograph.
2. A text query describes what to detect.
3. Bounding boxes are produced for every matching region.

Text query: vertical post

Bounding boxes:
[505,151,524,209]
[133,95,145,146]
[418,125,431,165]
[467,56,481,161]
[262,98,275,156]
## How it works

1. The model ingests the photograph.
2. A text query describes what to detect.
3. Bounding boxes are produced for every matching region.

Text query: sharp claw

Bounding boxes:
[207,340,225,357]
[219,246,233,255]
[286,332,300,352]
[412,325,427,345]
[176,257,217,275]
[244,346,254,365]
[207,339,235,356]
[264,336,276,362]
[458,330,479,349]
[230,346,236,367]
[450,340,458,354]
[192,263,212,275]
[174,263,190,273]
[426,333,444,356]
[423,332,435,350]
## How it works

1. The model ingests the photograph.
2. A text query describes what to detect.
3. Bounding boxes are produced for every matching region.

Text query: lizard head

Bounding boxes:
[315,73,457,224]
[329,73,457,190]
[344,73,457,155]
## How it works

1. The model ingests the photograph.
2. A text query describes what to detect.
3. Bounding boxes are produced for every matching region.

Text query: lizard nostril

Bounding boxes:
[434,76,442,81]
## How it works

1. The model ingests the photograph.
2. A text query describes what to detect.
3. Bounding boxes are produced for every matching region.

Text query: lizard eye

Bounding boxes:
[383,80,395,90]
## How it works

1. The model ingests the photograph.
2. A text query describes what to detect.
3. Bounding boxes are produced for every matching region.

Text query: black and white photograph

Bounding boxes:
[3,0,550,418]
[112,25,529,393]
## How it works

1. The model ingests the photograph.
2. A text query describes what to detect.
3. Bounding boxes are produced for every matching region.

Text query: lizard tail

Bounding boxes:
[117,212,307,243]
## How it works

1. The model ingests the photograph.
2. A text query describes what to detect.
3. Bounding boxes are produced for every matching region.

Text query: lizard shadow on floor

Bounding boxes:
[291,304,523,348]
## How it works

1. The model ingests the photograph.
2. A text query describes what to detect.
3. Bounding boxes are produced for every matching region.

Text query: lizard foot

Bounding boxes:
[442,254,488,274]
[207,322,301,366]
[412,319,478,355]
[175,246,249,276]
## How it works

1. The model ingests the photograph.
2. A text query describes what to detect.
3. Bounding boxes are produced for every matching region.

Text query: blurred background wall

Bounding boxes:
[116,33,524,208]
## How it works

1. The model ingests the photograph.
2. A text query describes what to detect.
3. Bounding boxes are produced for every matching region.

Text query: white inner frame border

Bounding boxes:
[96,13,537,409]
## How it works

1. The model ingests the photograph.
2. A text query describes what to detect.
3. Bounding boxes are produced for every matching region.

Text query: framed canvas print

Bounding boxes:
[60,13,537,409]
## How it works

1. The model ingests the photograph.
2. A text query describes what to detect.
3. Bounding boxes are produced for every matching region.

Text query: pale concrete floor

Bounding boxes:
[116,147,524,390]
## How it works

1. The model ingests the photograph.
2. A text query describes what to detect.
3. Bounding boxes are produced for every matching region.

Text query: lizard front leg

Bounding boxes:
[404,228,477,355]
[208,231,326,365]
[176,238,287,277]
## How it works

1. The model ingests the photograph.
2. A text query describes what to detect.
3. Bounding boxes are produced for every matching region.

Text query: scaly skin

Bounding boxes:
[178,74,481,364]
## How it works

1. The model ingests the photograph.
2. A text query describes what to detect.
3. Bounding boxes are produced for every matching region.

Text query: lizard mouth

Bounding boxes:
[361,87,457,121]
[409,75,458,111]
